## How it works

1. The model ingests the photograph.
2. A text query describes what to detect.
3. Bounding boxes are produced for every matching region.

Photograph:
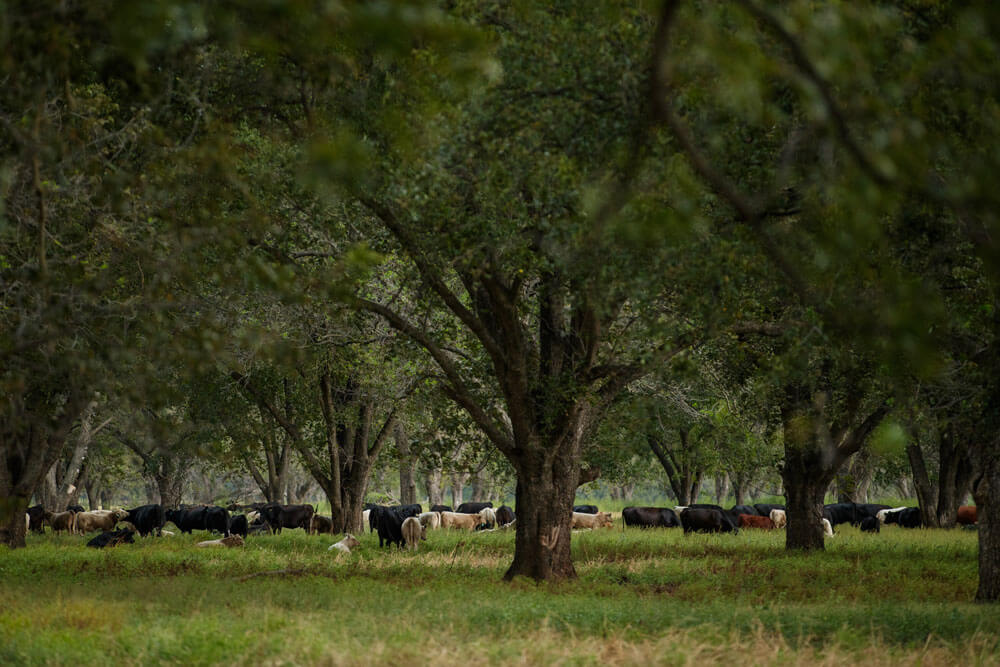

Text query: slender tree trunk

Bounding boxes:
[156,473,184,508]
[471,469,488,502]
[714,473,730,505]
[424,467,443,506]
[450,472,469,508]
[395,423,417,505]
[908,443,939,527]
[84,473,100,510]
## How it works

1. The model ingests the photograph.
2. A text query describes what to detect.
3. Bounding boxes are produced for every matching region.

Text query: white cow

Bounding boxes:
[770,509,787,529]
[402,517,424,549]
[418,512,441,530]
[821,517,835,537]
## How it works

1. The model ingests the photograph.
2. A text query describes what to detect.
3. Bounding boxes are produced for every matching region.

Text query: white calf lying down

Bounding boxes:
[197,535,245,548]
[328,534,360,553]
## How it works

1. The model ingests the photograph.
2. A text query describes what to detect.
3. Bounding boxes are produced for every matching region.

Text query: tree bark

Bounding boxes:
[780,387,889,551]
[908,442,939,527]
[450,471,469,508]
[972,441,1000,602]
[503,449,580,581]
[714,473,730,505]
[395,422,417,505]
[423,466,443,506]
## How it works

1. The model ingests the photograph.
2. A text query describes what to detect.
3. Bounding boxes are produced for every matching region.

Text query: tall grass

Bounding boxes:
[1,522,996,665]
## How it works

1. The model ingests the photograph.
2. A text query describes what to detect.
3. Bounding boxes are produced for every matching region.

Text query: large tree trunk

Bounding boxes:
[0,392,84,548]
[504,452,580,581]
[780,387,889,551]
[156,473,184,508]
[782,459,828,550]
[908,442,939,527]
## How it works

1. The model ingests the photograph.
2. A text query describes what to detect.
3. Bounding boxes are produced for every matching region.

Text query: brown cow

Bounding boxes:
[738,514,776,530]
[958,506,978,526]
[43,510,77,534]
[309,515,334,535]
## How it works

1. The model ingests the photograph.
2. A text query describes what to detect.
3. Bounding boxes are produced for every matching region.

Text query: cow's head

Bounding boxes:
[598,512,613,528]
[342,534,360,549]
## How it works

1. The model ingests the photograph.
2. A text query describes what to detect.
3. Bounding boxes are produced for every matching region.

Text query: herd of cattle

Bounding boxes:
[622,502,979,534]
[21,499,979,551]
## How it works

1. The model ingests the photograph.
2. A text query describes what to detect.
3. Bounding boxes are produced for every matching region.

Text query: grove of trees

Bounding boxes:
[2,1,999,600]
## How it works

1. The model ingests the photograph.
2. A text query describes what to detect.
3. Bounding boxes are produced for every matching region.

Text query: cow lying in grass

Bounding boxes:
[328,534,360,553]
[196,535,245,548]
[571,511,614,530]
[87,528,136,549]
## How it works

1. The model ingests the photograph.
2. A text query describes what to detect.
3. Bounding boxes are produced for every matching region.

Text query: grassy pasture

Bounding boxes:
[1,521,998,666]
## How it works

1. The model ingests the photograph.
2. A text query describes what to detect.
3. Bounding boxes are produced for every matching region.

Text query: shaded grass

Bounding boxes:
[1,523,997,665]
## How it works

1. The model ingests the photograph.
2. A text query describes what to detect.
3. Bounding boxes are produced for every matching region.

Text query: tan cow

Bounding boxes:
[402,516,425,549]
[440,511,482,531]
[43,510,77,534]
[770,509,787,529]
[418,511,441,530]
[571,511,613,530]
[74,509,128,534]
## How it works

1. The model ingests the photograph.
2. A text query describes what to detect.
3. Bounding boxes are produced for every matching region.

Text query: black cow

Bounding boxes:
[896,507,923,528]
[67,504,85,513]
[368,506,381,534]
[430,504,452,513]
[374,506,405,548]
[27,504,46,533]
[247,520,270,536]
[680,508,738,534]
[859,516,880,533]
[87,528,135,549]
[229,514,249,538]
[259,503,314,534]
[496,505,516,527]
[686,503,724,511]
[125,504,166,537]
[856,503,892,522]
[166,505,231,535]
[391,504,422,519]
[573,505,599,514]
[753,503,785,517]
[623,506,680,528]
[824,503,860,527]
[456,502,493,514]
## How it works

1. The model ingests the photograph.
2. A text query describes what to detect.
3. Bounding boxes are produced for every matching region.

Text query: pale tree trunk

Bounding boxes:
[424,467,443,506]
[84,472,101,510]
[450,471,469,508]
[714,473,730,505]
[471,469,488,502]
[40,401,109,511]
[837,445,875,504]
[395,423,417,505]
